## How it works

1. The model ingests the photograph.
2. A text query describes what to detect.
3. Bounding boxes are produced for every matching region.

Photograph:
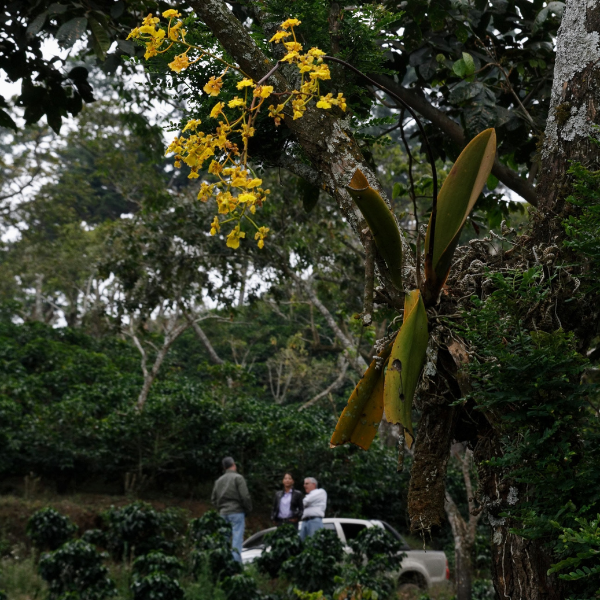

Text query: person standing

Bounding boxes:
[211,457,252,563]
[299,476,327,541]
[271,472,303,527]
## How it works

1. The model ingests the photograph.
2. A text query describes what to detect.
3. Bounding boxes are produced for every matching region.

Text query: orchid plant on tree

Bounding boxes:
[129,9,496,460]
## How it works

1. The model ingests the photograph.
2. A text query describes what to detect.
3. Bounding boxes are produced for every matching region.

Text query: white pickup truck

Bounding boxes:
[241,517,450,591]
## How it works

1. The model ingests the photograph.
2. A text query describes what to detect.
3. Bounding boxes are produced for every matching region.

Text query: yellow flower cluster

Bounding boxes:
[267,21,347,121]
[128,10,186,60]
[130,14,347,250]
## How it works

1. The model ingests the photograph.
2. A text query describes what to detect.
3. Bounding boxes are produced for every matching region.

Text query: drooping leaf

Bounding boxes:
[347,169,403,289]
[330,342,393,450]
[89,18,111,60]
[27,12,48,38]
[383,290,429,449]
[423,128,496,301]
[56,17,88,48]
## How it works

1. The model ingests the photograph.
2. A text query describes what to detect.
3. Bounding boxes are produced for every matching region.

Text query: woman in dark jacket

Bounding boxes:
[271,472,303,526]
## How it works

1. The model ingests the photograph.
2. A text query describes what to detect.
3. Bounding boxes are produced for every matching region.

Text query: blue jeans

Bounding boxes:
[223,512,245,563]
[300,517,323,541]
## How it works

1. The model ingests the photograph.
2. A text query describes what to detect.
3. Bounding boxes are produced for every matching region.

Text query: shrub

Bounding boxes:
[189,511,240,582]
[220,572,261,600]
[133,551,183,579]
[81,529,107,547]
[188,511,231,548]
[38,539,116,600]
[26,508,77,551]
[131,572,184,600]
[281,529,344,594]
[256,524,303,578]
[337,527,405,600]
[103,502,183,560]
[0,590,6,600]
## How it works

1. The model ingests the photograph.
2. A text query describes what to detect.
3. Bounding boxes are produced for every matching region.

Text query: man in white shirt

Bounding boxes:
[299,476,327,541]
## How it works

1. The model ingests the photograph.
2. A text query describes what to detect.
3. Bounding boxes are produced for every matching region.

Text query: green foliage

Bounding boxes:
[256,524,303,578]
[38,539,116,600]
[0,318,410,529]
[471,580,495,600]
[336,527,405,600]
[548,510,600,599]
[131,571,185,600]
[132,551,183,579]
[188,512,232,549]
[461,268,600,540]
[220,572,262,600]
[563,162,600,289]
[281,529,344,594]
[26,508,77,552]
[189,511,240,582]
[102,502,183,561]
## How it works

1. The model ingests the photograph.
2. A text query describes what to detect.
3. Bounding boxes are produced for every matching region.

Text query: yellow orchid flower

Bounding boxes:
[226,225,246,249]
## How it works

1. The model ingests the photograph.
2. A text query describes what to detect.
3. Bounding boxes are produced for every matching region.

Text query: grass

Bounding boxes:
[0,554,46,600]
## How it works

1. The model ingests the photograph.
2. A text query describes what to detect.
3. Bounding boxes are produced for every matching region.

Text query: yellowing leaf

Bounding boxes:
[423,128,496,302]
[330,343,393,450]
[383,289,429,449]
[347,169,403,290]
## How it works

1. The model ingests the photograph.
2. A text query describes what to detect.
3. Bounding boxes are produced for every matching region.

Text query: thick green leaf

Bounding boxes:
[89,18,111,60]
[423,128,496,301]
[383,289,429,449]
[330,343,392,450]
[56,17,88,48]
[347,169,403,289]
[27,12,48,38]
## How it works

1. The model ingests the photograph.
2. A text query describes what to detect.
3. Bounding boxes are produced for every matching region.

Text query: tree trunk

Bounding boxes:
[474,432,562,600]
[445,447,480,600]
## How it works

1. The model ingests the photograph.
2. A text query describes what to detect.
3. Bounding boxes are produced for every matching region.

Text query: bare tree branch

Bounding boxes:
[298,358,348,411]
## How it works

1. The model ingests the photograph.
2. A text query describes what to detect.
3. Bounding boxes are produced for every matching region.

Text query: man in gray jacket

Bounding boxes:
[211,457,252,562]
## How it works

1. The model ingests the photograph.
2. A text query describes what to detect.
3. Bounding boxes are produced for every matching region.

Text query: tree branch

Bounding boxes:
[187,316,224,365]
[281,261,368,374]
[370,74,538,205]
[298,358,348,411]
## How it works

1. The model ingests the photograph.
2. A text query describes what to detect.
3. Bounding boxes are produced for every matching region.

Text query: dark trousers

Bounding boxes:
[274,518,299,529]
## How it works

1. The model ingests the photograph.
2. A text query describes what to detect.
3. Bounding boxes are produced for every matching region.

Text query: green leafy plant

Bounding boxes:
[281,528,344,594]
[336,526,405,600]
[548,512,600,596]
[333,129,496,451]
[133,551,184,579]
[38,539,116,600]
[103,502,182,561]
[346,169,404,290]
[189,511,241,582]
[26,508,77,551]
[131,572,184,600]
[220,572,262,600]
[256,523,304,578]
